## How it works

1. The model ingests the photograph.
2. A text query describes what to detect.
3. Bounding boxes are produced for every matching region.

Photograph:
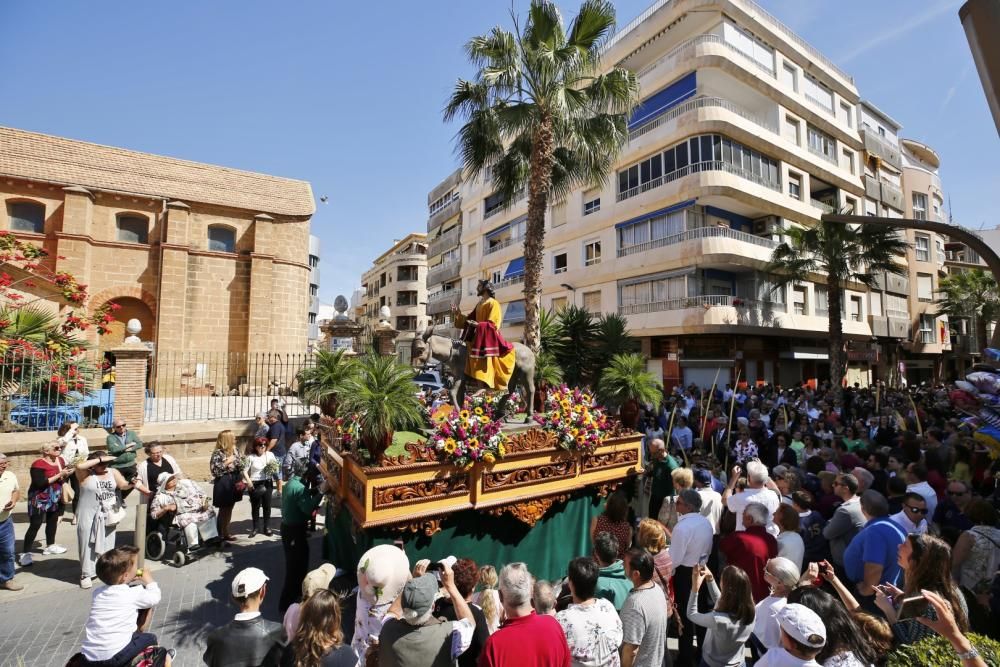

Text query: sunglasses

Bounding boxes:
[904,505,929,515]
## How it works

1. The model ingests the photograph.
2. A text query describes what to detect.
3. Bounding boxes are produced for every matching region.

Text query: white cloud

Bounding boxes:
[838,1,961,65]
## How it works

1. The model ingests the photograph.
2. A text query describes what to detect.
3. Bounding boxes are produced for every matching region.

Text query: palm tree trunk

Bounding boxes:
[827,279,846,392]
[522,114,555,353]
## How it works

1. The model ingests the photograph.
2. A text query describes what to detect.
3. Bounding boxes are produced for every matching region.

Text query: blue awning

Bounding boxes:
[614,199,697,230]
[504,257,525,279]
[484,222,510,239]
[502,300,526,324]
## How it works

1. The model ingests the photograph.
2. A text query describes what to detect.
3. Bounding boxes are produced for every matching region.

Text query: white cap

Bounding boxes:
[777,603,826,648]
[231,567,269,598]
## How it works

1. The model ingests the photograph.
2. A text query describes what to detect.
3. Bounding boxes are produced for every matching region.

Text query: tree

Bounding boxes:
[767,221,909,390]
[445,0,639,352]
[937,268,999,353]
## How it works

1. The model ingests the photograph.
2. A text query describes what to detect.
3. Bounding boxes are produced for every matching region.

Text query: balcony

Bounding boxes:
[617,225,777,258]
[617,160,781,202]
[484,234,525,256]
[427,260,461,285]
[618,294,786,316]
[628,95,777,143]
[427,197,462,231]
[428,226,462,258]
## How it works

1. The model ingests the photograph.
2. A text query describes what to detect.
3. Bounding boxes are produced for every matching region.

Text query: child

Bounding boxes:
[79,545,169,667]
[754,603,826,667]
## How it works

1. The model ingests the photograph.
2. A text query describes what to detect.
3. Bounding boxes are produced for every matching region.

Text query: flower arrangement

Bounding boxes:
[533,385,609,452]
[428,397,510,469]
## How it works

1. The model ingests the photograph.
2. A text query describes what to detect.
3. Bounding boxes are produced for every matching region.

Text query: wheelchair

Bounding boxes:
[145,509,221,567]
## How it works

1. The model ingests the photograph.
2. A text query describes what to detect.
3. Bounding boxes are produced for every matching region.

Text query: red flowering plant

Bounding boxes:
[532,385,610,452]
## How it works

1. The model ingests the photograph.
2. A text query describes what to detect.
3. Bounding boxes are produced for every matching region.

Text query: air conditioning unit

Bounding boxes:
[753,216,782,236]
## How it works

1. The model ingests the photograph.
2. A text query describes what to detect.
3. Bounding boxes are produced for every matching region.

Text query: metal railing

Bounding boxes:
[618,159,781,202]
[0,350,108,433]
[146,352,317,423]
[618,224,777,257]
[628,95,777,142]
[618,294,785,315]
[484,234,525,256]
[636,33,774,81]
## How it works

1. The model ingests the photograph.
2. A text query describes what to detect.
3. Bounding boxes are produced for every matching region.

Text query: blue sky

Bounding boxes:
[2,0,996,304]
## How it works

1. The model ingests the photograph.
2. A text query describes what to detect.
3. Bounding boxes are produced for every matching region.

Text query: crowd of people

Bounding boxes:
[3,379,1000,667]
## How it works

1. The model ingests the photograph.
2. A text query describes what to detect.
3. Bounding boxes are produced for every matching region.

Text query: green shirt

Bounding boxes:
[281,476,321,526]
[106,430,142,469]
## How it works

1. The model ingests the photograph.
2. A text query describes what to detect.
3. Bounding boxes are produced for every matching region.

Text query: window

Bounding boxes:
[807,125,836,162]
[584,198,601,216]
[788,172,802,200]
[842,149,855,175]
[783,116,801,145]
[917,273,933,302]
[919,314,935,343]
[208,225,236,253]
[583,291,602,313]
[849,295,863,321]
[839,102,853,128]
[584,240,601,266]
[553,252,567,274]
[912,193,928,220]
[792,285,807,315]
[7,201,45,233]
[117,214,149,244]
[550,297,568,312]
[915,234,930,262]
[781,63,798,91]
[870,292,882,317]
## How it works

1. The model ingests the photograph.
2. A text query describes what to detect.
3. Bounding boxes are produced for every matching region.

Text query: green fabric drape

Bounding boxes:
[324,491,606,581]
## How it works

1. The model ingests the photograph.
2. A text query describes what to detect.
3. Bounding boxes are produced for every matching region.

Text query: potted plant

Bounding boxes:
[340,353,424,464]
[297,349,358,417]
[596,352,662,430]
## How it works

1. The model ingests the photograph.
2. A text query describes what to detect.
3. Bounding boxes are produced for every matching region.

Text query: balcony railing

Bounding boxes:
[628,95,778,142]
[617,224,777,258]
[618,294,785,315]
[636,33,774,82]
[484,234,525,256]
[618,160,781,202]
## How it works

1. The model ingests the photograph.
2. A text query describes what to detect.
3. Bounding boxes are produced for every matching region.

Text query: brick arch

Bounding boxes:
[89,286,158,316]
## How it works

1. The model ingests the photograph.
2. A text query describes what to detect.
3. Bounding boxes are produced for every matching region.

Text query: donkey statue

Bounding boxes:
[412,326,536,421]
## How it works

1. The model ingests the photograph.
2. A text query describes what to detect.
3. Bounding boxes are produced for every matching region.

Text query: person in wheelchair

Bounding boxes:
[149,473,217,551]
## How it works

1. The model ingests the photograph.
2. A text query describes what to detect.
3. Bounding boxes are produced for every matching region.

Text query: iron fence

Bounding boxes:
[145,352,317,423]
[0,350,110,433]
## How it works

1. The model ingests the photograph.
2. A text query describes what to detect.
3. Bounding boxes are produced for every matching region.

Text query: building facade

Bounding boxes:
[308,234,321,349]
[0,126,314,355]
[436,0,886,389]
[360,233,428,364]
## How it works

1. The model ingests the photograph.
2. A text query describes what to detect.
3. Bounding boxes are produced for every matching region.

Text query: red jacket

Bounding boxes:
[719,525,778,602]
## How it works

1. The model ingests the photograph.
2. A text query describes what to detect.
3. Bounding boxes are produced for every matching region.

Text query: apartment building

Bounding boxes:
[435,0,881,389]
[360,233,428,364]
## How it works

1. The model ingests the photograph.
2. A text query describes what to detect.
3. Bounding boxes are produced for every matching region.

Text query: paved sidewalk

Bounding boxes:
[0,483,329,667]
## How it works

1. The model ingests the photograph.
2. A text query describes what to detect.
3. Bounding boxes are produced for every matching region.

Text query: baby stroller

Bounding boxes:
[145,508,220,567]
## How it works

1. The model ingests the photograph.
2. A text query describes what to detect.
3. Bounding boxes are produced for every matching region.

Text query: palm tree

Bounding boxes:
[597,352,662,429]
[340,354,424,463]
[767,220,909,390]
[444,0,639,352]
[937,268,999,354]
[296,349,358,417]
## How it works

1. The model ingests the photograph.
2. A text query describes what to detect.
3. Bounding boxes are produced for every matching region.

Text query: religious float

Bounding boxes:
[318,388,643,581]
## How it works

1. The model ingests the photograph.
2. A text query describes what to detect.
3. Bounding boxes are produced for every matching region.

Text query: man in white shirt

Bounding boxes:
[723,460,781,535]
[904,462,938,518]
[667,490,714,667]
[889,493,929,534]
[80,545,164,665]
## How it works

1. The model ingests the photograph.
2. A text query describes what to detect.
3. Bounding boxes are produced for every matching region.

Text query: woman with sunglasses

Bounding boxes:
[874,533,968,646]
[19,441,72,565]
